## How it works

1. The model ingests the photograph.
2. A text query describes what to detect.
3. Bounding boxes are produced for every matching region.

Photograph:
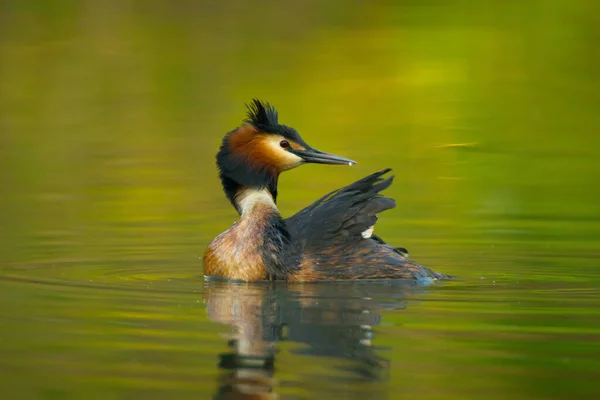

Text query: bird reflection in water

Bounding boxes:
[203,279,429,399]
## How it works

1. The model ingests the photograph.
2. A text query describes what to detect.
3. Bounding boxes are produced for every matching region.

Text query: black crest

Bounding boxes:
[242,99,309,146]
[244,99,279,131]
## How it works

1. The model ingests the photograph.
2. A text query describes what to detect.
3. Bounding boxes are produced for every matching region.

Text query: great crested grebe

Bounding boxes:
[203,99,450,282]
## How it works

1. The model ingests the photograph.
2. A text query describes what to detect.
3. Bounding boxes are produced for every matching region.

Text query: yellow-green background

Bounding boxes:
[1,1,599,399]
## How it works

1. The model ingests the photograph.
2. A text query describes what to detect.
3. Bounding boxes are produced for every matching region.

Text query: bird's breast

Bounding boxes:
[203,208,274,282]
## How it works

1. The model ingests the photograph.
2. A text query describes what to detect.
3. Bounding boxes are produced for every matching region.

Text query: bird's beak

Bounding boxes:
[291,148,357,166]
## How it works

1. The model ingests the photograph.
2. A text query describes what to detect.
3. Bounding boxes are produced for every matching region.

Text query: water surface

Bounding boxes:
[1,1,600,398]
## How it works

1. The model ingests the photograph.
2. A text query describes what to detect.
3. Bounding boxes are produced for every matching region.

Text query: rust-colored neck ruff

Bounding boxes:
[203,188,277,281]
[217,125,281,211]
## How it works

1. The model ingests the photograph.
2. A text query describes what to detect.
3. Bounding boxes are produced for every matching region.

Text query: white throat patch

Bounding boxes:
[237,188,277,216]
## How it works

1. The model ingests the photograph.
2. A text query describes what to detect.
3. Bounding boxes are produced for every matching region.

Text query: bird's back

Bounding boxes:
[285,169,449,281]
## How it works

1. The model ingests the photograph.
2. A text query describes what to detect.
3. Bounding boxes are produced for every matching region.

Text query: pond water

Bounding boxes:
[1,1,600,399]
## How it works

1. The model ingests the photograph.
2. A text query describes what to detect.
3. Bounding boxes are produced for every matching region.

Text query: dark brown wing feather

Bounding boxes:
[285,169,450,280]
[286,169,395,247]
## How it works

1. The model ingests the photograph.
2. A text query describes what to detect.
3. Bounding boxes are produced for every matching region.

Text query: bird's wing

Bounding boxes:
[285,169,402,252]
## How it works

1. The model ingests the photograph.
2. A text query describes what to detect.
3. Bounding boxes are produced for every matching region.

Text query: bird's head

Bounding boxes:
[217,99,355,206]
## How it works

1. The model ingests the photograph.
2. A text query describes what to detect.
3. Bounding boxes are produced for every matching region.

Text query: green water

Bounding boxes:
[1,1,600,398]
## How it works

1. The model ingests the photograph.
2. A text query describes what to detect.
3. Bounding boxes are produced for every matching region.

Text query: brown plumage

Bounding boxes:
[285,169,449,281]
[203,99,452,282]
[203,191,277,281]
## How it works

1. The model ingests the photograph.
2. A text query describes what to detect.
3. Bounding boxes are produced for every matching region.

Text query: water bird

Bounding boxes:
[203,100,450,282]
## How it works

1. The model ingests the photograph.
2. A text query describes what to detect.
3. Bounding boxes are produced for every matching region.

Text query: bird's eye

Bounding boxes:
[279,140,290,149]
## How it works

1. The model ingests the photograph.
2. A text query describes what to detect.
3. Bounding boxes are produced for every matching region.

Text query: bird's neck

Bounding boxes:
[234,187,278,218]
[220,173,279,215]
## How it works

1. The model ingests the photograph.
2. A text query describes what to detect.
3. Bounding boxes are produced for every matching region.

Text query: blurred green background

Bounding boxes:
[1,1,599,399]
